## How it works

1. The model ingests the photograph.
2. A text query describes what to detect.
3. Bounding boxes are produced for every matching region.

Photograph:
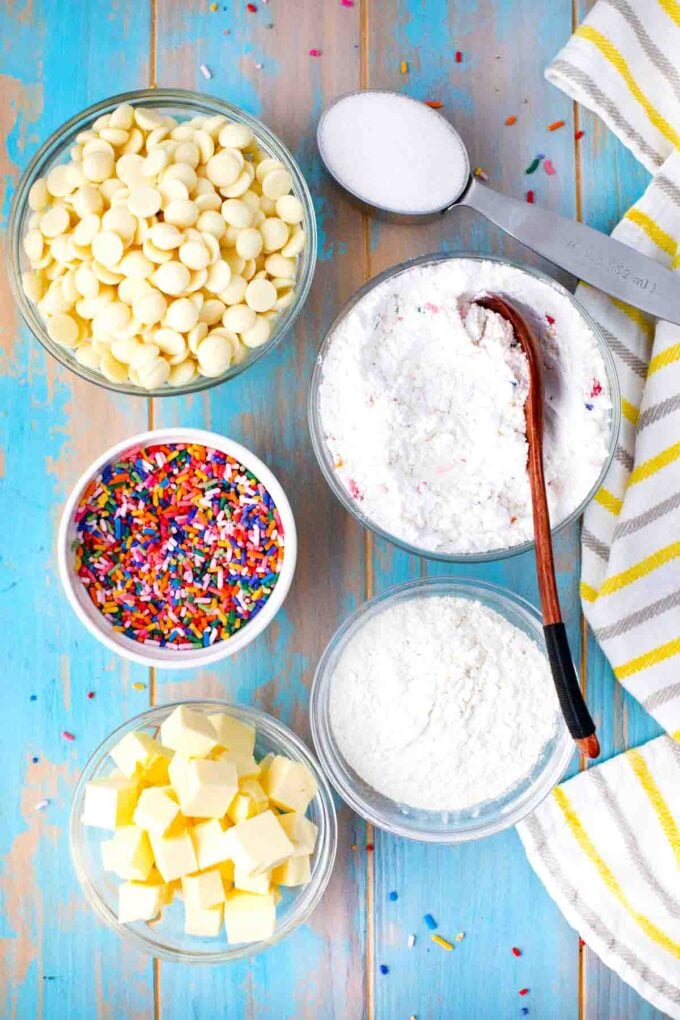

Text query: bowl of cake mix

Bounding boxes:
[310,577,574,842]
[309,253,620,560]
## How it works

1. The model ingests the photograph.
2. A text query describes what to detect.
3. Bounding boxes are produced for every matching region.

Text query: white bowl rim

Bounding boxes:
[57,428,297,668]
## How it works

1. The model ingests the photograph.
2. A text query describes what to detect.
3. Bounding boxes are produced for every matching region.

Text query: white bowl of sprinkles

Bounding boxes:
[57,427,296,668]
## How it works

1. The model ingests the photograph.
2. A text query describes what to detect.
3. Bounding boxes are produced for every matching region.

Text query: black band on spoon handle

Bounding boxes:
[543,622,597,744]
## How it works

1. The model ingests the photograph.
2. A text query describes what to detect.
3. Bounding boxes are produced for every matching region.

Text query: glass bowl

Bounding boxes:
[57,427,297,669]
[310,577,574,843]
[70,700,337,963]
[8,88,317,397]
[308,251,621,563]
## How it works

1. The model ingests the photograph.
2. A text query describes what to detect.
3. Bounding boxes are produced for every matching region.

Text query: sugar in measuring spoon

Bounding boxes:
[317,91,680,325]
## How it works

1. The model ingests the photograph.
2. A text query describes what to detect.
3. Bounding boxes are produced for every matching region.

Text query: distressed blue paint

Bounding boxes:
[0,3,153,1019]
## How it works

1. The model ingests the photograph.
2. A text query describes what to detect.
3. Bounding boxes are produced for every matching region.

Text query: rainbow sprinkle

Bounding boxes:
[73,443,284,650]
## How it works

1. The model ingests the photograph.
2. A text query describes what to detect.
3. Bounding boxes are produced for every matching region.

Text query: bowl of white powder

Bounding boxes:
[309,253,620,560]
[310,577,574,842]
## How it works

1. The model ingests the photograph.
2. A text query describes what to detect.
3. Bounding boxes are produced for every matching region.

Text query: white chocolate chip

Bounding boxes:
[152,261,191,296]
[245,278,277,313]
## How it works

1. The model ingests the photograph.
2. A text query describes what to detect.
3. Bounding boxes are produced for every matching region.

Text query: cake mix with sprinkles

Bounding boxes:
[73,443,284,648]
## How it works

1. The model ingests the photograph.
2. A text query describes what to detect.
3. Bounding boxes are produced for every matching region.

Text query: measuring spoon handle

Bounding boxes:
[459,178,680,325]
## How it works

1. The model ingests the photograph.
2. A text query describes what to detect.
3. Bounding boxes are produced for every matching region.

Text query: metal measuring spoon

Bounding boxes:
[317,91,680,325]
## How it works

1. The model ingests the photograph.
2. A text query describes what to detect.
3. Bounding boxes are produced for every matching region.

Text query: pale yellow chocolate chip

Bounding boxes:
[221,198,252,229]
[28,179,50,212]
[92,231,124,268]
[164,298,199,333]
[133,289,168,325]
[222,303,256,334]
[220,274,247,306]
[205,152,241,188]
[197,334,232,376]
[23,229,45,262]
[168,359,198,386]
[164,199,199,228]
[39,206,70,238]
[245,278,277,313]
[152,261,191,296]
[72,214,101,247]
[275,194,304,225]
[149,222,183,251]
[235,228,263,260]
[260,217,289,253]
[204,260,231,295]
[128,186,162,218]
[47,312,79,347]
[241,314,272,349]
[100,350,129,383]
[178,239,210,271]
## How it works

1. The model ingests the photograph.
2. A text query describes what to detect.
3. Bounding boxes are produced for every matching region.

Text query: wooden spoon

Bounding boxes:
[475,294,600,760]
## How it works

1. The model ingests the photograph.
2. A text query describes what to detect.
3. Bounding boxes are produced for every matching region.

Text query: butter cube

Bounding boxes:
[234,866,271,895]
[133,786,180,836]
[101,825,154,881]
[178,759,239,818]
[182,868,225,909]
[224,810,294,876]
[208,713,256,755]
[160,706,218,758]
[82,775,139,829]
[272,854,311,887]
[214,749,260,779]
[141,745,173,786]
[277,812,318,857]
[224,890,276,943]
[168,752,192,800]
[118,880,164,924]
[227,779,269,825]
[262,756,317,814]
[185,903,224,936]
[150,825,198,883]
[110,731,162,778]
[189,819,233,871]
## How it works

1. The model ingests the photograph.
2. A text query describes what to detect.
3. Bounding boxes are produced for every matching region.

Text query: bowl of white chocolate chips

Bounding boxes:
[8,89,316,394]
[70,701,337,962]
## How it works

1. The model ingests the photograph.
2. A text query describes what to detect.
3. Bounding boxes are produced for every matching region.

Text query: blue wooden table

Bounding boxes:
[0,1,666,1017]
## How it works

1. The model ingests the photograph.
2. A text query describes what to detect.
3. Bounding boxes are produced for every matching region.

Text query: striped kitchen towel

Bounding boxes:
[546,0,680,737]
[517,734,680,1018]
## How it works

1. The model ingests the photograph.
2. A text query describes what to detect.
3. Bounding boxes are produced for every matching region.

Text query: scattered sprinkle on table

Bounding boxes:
[512,946,522,957]
[548,119,565,131]
[425,100,443,108]
[431,934,454,952]
[366,843,374,852]
[519,988,530,996]
[308,48,322,57]
[209,1,218,8]
[132,682,147,691]
[526,190,535,204]
[62,731,75,742]
[30,694,37,702]
[525,157,541,174]
[575,130,585,140]
[32,756,39,764]
[380,964,389,975]
[73,443,285,651]
[255,62,264,70]
[473,166,489,181]
[388,890,398,901]
[423,913,437,930]
[87,691,95,700]
[246,2,257,10]
[200,64,213,79]
[400,60,409,74]
[521,1009,529,1016]
[407,933,416,948]
[579,937,586,948]
[35,799,50,811]
[455,50,463,63]
[455,932,465,942]
[341,0,354,5]
[505,115,517,126]
[544,158,556,176]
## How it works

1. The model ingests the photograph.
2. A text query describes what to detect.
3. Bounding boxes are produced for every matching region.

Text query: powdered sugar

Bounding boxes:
[329,594,560,812]
[317,257,613,555]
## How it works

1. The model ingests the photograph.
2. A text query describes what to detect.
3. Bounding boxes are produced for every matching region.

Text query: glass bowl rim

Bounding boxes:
[310,575,574,843]
[69,698,338,963]
[308,250,621,562]
[7,87,317,397]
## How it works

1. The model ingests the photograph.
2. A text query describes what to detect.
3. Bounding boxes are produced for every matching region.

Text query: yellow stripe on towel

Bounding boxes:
[657,0,680,30]
[553,787,680,958]
[624,209,679,257]
[615,636,680,679]
[629,441,680,486]
[595,487,623,515]
[599,540,680,596]
[648,343,680,376]
[580,582,599,603]
[621,398,640,426]
[626,748,680,866]
[575,26,680,150]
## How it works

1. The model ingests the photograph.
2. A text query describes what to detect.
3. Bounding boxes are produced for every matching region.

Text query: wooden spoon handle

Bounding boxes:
[544,622,599,758]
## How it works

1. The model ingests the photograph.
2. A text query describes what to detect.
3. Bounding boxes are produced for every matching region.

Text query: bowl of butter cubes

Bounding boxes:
[70,701,337,962]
